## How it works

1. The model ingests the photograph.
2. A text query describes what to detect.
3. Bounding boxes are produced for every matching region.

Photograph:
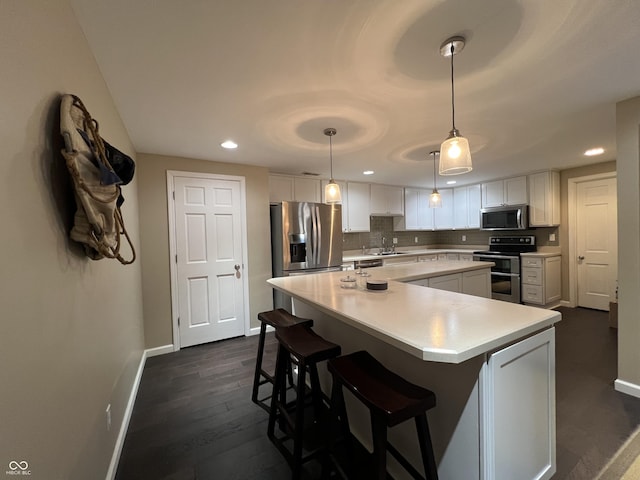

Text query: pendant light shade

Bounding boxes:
[440,36,472,175]
[428,151,442,208]
[323,127,342,204]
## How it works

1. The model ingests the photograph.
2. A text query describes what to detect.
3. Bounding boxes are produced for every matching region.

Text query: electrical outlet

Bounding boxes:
[106,404,112,431]
[549,233,556,242]
[414,237,418,243]
[392,237,398,244]
[461,235,467,242]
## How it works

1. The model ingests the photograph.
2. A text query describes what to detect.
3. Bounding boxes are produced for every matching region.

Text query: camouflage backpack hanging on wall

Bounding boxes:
[59,94,136,264]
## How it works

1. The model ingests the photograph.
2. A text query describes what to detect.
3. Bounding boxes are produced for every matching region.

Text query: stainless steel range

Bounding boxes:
[473,236,537,303]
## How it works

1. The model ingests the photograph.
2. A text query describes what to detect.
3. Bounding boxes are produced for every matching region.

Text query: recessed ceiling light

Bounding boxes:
[221,140,238,149]
[584,147,604,156]
[446,180,457,185]
[363,170,374,175]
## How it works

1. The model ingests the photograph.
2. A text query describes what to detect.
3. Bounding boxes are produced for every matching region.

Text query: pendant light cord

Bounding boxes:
[329,133,334,179]
[450,43,456,131]
[433,152,437,189]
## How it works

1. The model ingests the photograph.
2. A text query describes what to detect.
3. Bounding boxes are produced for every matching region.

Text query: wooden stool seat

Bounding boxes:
[252,309,313,413]
[328,350,439,480]
[268,324,341,479]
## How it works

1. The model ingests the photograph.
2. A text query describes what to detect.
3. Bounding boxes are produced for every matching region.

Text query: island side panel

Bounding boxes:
[294,300,485,480]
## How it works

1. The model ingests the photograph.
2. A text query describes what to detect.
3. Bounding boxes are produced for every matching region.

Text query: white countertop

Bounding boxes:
[350,260,493,282]
[521,251,561,258]
[343,248,480,262]
[267,262,561,364]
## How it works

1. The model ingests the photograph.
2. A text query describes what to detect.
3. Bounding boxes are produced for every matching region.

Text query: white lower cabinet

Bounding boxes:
[521,255,561,307]
[428,273,462,292]
[381,255,417,266]
[407,269,491,298]
[482,327,556,480]
[463,269,491,298]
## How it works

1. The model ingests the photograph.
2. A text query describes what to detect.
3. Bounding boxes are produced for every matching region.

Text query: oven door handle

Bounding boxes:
[473,254,519,261]
[490,271,520,277]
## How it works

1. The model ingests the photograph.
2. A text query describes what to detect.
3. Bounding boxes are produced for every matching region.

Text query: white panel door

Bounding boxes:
[174,176,245,347]
[576,178,617,310]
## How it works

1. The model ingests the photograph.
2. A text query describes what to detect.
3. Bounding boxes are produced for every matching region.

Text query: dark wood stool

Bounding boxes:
[268,324,341,479]
[252,309,314,413]
[328,350,439,480]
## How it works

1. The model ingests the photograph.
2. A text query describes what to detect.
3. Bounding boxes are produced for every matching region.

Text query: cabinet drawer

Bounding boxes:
[459,253,474,261]
[522,284,544,304]
[522,267,543,285]
[418,255,437,262]
[437,253,448,261]
[521,257,543,268]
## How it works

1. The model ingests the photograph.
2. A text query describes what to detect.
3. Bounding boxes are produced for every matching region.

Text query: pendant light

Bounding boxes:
[324,127,342,203]
[429,151,442,208]
[439,36,472,175]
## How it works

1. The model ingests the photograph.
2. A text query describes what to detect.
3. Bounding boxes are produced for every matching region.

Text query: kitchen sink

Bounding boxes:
[373,251,410,256]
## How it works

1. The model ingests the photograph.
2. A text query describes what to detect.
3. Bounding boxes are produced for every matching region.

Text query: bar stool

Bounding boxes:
[252,309,314,413]
[328,350,439,480]
[268,324,341,479]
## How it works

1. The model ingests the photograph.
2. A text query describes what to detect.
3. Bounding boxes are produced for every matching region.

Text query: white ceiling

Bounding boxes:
[71,0,640,188]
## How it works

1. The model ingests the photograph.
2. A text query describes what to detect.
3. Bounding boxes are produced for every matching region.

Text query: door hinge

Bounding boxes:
[172,191,175,200]
[175,254,178,263]
[178,317,180,327]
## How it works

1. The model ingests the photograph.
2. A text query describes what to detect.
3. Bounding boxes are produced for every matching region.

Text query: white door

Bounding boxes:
[576,177,617,310]
[173,175,246,347]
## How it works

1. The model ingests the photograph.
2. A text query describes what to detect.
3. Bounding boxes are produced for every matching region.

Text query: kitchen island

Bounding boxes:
[267,261,561,480]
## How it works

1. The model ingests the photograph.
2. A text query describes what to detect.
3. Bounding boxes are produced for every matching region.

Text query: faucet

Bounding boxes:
[380,237,386,254]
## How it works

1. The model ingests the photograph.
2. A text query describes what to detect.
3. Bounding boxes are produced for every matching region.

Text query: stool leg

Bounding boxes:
[328,376,352,478]
[371,412,388,480]
[292,358,307,480]
[308,363,325,421]
[267,344,287,440]
[415,414,438,480]
[251,322,268,405]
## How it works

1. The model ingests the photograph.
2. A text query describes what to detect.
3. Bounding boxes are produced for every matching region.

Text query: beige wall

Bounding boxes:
[0,1,145,479]
[616,96,640,389]
[137,154,273,348]
[559,161,617,299]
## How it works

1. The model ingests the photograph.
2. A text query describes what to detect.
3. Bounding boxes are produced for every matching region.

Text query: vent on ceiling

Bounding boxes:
[301,171,320,176]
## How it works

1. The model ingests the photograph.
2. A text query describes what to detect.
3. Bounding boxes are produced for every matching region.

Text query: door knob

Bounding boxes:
[578,256,585,261]
[234,264,241,278]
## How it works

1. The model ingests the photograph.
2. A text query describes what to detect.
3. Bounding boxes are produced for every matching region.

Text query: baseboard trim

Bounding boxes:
[105,348,149,480]
[248,325,273,336]
[146,344,174,357]
[615,379,640,399]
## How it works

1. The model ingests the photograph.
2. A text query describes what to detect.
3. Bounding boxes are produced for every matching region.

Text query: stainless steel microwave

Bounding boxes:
[480,205,529,231]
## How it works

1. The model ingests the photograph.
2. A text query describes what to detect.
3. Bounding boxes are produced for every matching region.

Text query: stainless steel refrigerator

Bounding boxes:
[270,201,343,310]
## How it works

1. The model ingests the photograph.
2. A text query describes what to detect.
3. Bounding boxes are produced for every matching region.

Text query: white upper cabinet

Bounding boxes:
[293,176,322,203]
[269,174,321,203]
[434,189,454,230]
[370,184,404,216]
[269,174,294,203]
[482,176,527,207]
[453,184,481,229]
[467,184,482,228]
[397,187,434,231]
[528,171,560,227]
[345,182,370,232]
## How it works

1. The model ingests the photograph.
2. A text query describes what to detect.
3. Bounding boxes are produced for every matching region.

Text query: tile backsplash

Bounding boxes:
[343,216,559,251]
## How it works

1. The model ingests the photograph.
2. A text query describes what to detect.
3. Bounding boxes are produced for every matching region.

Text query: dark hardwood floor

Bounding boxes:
[115,307,640,480]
